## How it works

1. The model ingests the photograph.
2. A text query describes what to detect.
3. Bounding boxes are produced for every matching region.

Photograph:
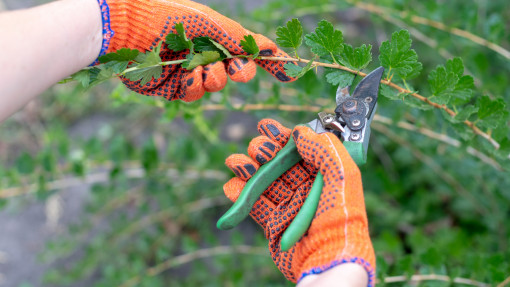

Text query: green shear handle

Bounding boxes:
[217,67,384,252]
[216,133,325,252]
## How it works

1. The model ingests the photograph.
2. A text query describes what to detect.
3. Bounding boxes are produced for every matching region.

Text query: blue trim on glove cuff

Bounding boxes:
[90,0,114,65]
[298,257,375,287]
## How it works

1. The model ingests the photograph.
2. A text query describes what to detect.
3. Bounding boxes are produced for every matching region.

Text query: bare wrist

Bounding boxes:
[297,263,369,287]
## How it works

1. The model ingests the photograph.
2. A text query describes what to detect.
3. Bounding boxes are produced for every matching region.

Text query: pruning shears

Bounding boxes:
[217,66,385,251]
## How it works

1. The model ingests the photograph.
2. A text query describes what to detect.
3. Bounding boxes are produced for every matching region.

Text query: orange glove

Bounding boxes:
[224,119,375,285]
[95,0,295,102]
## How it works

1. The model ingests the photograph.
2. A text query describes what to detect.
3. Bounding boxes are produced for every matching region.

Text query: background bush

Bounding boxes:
[0,0,509,286]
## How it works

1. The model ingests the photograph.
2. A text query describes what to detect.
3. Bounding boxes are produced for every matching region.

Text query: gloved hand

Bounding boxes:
[96,0,295,102]
[223,119,375,286]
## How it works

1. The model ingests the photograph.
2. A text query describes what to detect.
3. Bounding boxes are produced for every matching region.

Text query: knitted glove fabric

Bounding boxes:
[224,119,375,285]
[96,0,295,102]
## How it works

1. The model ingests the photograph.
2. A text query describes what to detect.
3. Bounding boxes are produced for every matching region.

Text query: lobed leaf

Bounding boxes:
[71,70,91,88]
[124,66,162,86]
[379,30,422,80]
[428,58,474,106]
[193,37,232,58]
[276,18,303,50]
[124,43,164,86]
[98,48,139,63]
[428,66,458,105]
[476,95,509,129]
[186,51,221,70]
[240,35,260,58]
[304,20,343,61]
[166,22,193,52]
[325,69,355,87]
[103,61,129,74]
[338,44,372,70]
[283,60,314,78]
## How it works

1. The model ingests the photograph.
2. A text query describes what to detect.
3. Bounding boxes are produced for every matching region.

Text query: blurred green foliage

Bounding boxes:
[1,0,509,286]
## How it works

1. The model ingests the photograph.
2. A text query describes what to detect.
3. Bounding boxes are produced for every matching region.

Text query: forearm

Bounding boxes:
[0,0,102,122]
[297,263,369,287]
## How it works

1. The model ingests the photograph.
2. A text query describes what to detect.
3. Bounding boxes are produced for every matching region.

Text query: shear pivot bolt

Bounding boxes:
[342,100,357,114]
[365,97,373,103]
[352,119,361,127]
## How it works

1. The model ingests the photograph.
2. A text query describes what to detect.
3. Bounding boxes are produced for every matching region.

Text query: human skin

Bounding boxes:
[0,0,102,122]
[0,1,369,286]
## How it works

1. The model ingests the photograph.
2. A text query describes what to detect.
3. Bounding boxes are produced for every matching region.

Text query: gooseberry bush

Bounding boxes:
[1,0,509,286]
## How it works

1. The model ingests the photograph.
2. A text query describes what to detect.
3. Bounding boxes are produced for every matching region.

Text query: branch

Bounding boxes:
[372,121,488,215]
[374,114,503,171]
[379,274,491,287]
[345,0,510,60]
[59,59,188,84]
[119,245,268,287]
[268,1,510,60]
[258,56,501,151]
[112,196,228,243]
[498,276,510,287]
[201,103,502,170]
[0,164,227,199]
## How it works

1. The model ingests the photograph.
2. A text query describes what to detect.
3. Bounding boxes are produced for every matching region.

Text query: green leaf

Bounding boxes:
[88,67,114,87]
[124,66,162,86]
[428,66,458,105]
[454,105,478,122]
[138,42,163,68]
[379,83,402,100]
[304,20,343,61]
[338,44,372,70]
[98,48,139,63]
[71,70,91,87]
[428,58,475,106]
[380,84,432,110]
[103,61,129,74]
[325,69,355,87]
[165,22,193,52]
[445,57,464,77]
[124,42,163,85]
[401,90,433,110]
[275,18,303,50]
[283,60,314,78]
[451,122,475,140]
[193,37,232,58]
[476,96,509,129]
[240,35,260,58]
[378,30,422,80]
[478,95,507,119]
[186,51,221,70]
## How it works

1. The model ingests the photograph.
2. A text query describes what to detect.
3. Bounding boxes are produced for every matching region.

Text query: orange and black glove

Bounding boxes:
[224,119,375,285]
[95,0,295,102]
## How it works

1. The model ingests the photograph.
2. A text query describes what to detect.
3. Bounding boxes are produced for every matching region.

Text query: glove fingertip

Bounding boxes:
[225,154,259,181]
[203,61,228,92]
[181,66,206,102]
[227,58,256,82]
[248,136,282,165]
[223,177,246,202]
[257,119,291,146]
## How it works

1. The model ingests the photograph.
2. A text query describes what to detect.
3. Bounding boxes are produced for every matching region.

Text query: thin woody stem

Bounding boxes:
[200,103,501,170]
[349,0,510,60]
[289,1,510,60]
[258,56,501,151]
[61,54,500,151]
